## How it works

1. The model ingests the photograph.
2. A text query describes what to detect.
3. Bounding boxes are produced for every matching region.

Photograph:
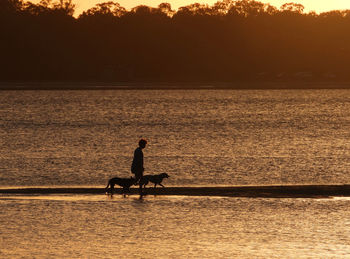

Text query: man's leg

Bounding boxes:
[136,172,143,195]
[139,182,142,195]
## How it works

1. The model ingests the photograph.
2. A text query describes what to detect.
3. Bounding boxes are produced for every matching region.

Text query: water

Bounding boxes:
[1,89,350,187]
[1,195,350,258]
[2,89,350,258]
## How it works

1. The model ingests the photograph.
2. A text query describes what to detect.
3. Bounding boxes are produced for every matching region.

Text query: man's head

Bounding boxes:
[139,139,147,149]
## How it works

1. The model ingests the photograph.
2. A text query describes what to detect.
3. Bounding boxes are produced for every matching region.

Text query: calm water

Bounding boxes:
[1,89,350,187]
[2,89,350,258]
[1,195,350,258]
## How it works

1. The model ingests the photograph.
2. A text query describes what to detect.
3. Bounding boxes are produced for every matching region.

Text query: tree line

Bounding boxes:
[2,0,350,83]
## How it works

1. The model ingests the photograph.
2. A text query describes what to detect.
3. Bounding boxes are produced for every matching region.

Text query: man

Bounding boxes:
[131,139,147,195]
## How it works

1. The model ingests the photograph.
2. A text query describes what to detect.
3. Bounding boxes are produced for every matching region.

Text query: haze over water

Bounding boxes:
[2,89,350,258]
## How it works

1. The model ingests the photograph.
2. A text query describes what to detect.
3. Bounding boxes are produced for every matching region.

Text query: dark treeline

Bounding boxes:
[2,0,350,83]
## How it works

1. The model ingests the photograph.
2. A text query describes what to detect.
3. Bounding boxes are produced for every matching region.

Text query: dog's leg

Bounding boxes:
[126,187,132,197]
[159,183,165,188]
[111,184,115,195]
[122,187,128,197]
[105,181,110,194]
[142,179,148,189]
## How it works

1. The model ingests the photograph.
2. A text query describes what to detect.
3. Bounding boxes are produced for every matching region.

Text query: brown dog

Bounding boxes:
[105,177,138,195]
[139,173,170,188]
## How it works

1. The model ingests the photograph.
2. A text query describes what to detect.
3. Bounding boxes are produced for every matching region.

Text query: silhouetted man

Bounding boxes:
[131,139,147,195]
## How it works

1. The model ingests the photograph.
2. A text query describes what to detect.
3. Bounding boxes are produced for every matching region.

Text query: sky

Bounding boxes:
[30,0,350,15]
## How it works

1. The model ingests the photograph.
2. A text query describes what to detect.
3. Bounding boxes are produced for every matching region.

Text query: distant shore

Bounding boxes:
[2,82,350,90]
[2,185,350,198]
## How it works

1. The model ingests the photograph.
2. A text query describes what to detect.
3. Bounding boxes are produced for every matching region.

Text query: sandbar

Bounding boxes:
[2,185,350,198]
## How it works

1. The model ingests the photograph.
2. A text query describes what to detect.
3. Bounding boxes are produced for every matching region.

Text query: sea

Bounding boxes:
[1,89,350,258]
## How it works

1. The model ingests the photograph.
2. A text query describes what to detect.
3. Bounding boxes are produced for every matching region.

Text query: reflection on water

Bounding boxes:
[1,90,350,187]
[1,89,350,258]
[1,195,350,258]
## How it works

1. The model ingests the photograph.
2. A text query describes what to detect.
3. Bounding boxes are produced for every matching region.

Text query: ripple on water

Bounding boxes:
[1,195,350,258]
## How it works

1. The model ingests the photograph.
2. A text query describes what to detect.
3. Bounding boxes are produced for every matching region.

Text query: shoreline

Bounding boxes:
[2,82,350,90]
[2,185,350,198]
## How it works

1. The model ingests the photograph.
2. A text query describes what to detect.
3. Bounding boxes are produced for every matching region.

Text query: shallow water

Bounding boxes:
[1,89,350,187]
[1,194,350,258]
[2,89,350,258]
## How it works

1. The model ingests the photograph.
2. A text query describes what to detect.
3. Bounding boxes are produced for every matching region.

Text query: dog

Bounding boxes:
[105,177,138,195]
[139,173,169,188]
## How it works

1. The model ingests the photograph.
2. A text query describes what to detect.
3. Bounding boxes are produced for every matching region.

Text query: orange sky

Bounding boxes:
[31,0,350,14]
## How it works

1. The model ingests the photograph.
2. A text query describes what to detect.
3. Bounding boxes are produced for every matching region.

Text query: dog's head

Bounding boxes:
[160,173,169,179]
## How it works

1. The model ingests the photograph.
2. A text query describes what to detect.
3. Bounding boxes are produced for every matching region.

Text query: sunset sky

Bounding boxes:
[30,0,350,15]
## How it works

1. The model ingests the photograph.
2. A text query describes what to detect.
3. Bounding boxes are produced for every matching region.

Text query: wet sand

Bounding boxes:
[2,185,350,198]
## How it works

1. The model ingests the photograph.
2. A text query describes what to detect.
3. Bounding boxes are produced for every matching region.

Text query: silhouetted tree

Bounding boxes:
[158,3,174,16]
[2,0,350,84]
[280,2,304,14]
[80,1,126,17]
